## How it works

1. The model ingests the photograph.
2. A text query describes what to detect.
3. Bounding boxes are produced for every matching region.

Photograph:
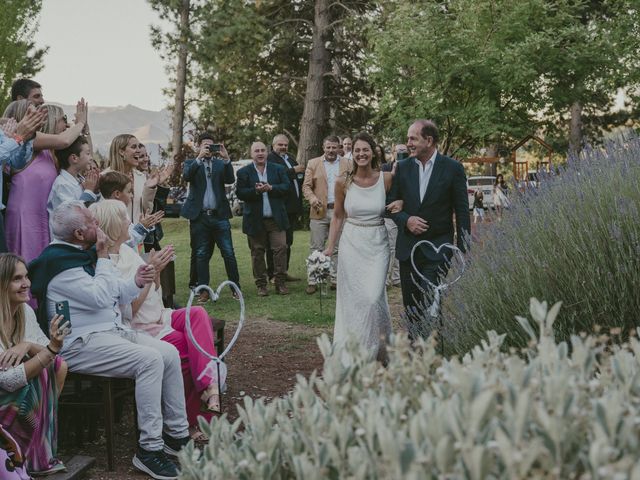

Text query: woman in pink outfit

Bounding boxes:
[90,200,224,442]
[3,100,88,262]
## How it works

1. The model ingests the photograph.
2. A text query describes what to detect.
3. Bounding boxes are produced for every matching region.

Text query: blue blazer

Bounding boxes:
[180,157,235,220]
[236,162,290,237]
[387,153,471,261]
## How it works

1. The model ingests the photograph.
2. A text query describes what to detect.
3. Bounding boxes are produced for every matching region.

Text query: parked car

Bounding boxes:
[164,186,187,217]
[467,175,495,209]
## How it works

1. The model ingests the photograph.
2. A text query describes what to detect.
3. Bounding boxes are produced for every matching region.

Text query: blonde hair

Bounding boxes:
[40,104,65,135]
[107,134,136,173]
[0,254,27,350]
[2,99,31,122]
[89,199,129,246]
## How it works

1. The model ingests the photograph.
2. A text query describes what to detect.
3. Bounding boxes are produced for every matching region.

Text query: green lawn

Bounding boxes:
[162,218,336,326]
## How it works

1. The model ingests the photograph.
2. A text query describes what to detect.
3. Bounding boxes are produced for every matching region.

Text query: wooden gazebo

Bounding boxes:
[510,135,554,183]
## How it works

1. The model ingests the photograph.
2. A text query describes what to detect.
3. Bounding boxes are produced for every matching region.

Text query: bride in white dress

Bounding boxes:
[323,132,399,360]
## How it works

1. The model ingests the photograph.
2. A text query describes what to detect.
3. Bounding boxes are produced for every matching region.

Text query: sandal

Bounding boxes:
[200,384,221,413]
[189,426,209,445]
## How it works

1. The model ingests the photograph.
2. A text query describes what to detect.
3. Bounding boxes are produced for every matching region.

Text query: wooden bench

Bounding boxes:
[59,374,136,471]
[47,455,95,480]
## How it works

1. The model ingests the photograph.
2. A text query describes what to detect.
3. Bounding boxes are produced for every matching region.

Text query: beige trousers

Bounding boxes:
[308,209,338,284]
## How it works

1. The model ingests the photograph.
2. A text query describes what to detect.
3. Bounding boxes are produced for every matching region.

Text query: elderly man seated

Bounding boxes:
[29,200,189,480]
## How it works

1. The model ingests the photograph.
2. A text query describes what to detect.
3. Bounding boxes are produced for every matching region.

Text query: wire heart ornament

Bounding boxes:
[185,281,245,382]
[409,240,466,317]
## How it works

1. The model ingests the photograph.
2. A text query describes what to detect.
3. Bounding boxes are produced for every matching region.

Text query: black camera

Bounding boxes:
[208,144,222,154]
[396,151,409,161]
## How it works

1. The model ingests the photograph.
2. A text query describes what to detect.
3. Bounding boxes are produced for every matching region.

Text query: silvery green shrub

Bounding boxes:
[441,132,640,354]
[178,298,640,479]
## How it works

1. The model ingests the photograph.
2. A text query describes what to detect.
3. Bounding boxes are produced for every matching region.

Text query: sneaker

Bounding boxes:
[305,284,317,295]
[197,291,210,304]
[275,284,289,295]
[163,433,191,457]
[257,286,269,297]
[133,448,178,480]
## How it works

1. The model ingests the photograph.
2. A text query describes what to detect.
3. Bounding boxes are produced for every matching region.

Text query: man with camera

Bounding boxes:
[181,132,241,302]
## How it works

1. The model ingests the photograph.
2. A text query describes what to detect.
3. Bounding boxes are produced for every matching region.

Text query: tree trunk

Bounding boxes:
[297,0,331,166]
[569,100,583,153]
[171,0,190,156]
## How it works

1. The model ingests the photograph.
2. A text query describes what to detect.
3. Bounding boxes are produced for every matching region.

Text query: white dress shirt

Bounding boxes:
[46,241,142,349]
[199,158,217,210]
[324,158,340,203]
[47,169,98,229]
[254,163,273,218]
[415,149,438,202]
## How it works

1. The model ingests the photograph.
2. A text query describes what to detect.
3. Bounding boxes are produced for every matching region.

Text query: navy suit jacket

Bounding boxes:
[236,162,290,236]
[180,157,235,220]
[267,151,302,214]
[387,153,470,261]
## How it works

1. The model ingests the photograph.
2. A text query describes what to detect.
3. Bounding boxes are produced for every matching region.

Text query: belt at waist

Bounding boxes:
[202,209,219,216]
[326,203,335,209]
[345,218,384,227]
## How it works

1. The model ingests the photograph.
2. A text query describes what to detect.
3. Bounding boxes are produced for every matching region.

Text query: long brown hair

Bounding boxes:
[107,134,136,173]
[0,254,27,349]
[345,131,380,187]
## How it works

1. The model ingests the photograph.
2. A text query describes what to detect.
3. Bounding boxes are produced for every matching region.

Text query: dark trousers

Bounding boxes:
[0,211,6,253]
[189,213,240,289]
[248,219,287,288]
[399,249,451,338]
[266,213,297,278]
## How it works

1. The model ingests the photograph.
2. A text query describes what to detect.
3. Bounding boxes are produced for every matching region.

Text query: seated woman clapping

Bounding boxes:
[0,253,69,475]
[89,200,223,441]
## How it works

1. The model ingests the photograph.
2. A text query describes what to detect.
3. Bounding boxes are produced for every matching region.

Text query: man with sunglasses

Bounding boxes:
[181,132,241,302]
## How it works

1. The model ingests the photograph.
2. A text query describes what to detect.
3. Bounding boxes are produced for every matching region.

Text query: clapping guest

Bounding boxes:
[103,134,171,227]
[47,136,99,229]
[0,105,46,252]
[98,171,164,250]
[4,99,88,262]
[0,253,69,475]
[29,201,189,479]
[90,200,224,441]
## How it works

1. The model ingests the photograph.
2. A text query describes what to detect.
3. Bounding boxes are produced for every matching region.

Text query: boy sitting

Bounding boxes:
[47,136,99,226]
[98,171,164,249]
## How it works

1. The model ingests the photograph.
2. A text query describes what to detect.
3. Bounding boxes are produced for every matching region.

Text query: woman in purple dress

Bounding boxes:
[3,100,88,262]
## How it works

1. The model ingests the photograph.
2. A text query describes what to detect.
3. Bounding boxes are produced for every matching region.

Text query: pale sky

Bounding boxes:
[33,0,172,111]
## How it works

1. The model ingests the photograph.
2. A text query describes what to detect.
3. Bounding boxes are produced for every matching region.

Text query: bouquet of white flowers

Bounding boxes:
[306,250,331,285]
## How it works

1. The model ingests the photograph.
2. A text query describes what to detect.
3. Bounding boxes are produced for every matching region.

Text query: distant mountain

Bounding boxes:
[56,103,172,164]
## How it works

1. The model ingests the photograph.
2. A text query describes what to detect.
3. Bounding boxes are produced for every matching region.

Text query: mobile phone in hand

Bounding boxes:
[55,300,72,328]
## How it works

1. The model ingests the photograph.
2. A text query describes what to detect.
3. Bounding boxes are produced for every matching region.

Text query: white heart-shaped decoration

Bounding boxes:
[185,281,245,362]
[409,240,466,317]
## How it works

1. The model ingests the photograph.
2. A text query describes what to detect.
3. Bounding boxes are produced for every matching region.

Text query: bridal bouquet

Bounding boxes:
[306,250,331,284]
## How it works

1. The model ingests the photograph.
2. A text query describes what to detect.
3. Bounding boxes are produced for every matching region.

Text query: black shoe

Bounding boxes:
[132,447,178,480]
[163,433,191,457]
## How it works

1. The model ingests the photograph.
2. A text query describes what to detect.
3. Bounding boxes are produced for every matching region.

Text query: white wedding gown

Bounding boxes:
[333,172,392,357]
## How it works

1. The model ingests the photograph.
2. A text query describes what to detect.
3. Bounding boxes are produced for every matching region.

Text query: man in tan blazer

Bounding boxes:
[302,135,351,294]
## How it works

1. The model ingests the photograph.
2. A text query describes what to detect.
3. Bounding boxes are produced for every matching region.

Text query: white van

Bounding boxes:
[467,176,495,209]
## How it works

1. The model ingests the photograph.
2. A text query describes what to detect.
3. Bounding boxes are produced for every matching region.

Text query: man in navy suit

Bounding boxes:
[236,141,291,296]
[387,120,470,323]
[181,132,240,302]
[265,134,304,282]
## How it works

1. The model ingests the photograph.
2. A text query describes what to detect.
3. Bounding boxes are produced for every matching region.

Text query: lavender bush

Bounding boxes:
[441,131,640,354]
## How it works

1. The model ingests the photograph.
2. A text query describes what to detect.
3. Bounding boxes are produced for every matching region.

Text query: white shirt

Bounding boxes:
[46,242,142,349]
[0,304,48,392]
[415,150,438,202]
[199,158,217,210]
[47,170,98,231]
[324,158,340,203]
[254,163,273,218]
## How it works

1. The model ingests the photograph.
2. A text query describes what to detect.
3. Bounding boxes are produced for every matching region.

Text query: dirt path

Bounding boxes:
[59,317,330,479]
